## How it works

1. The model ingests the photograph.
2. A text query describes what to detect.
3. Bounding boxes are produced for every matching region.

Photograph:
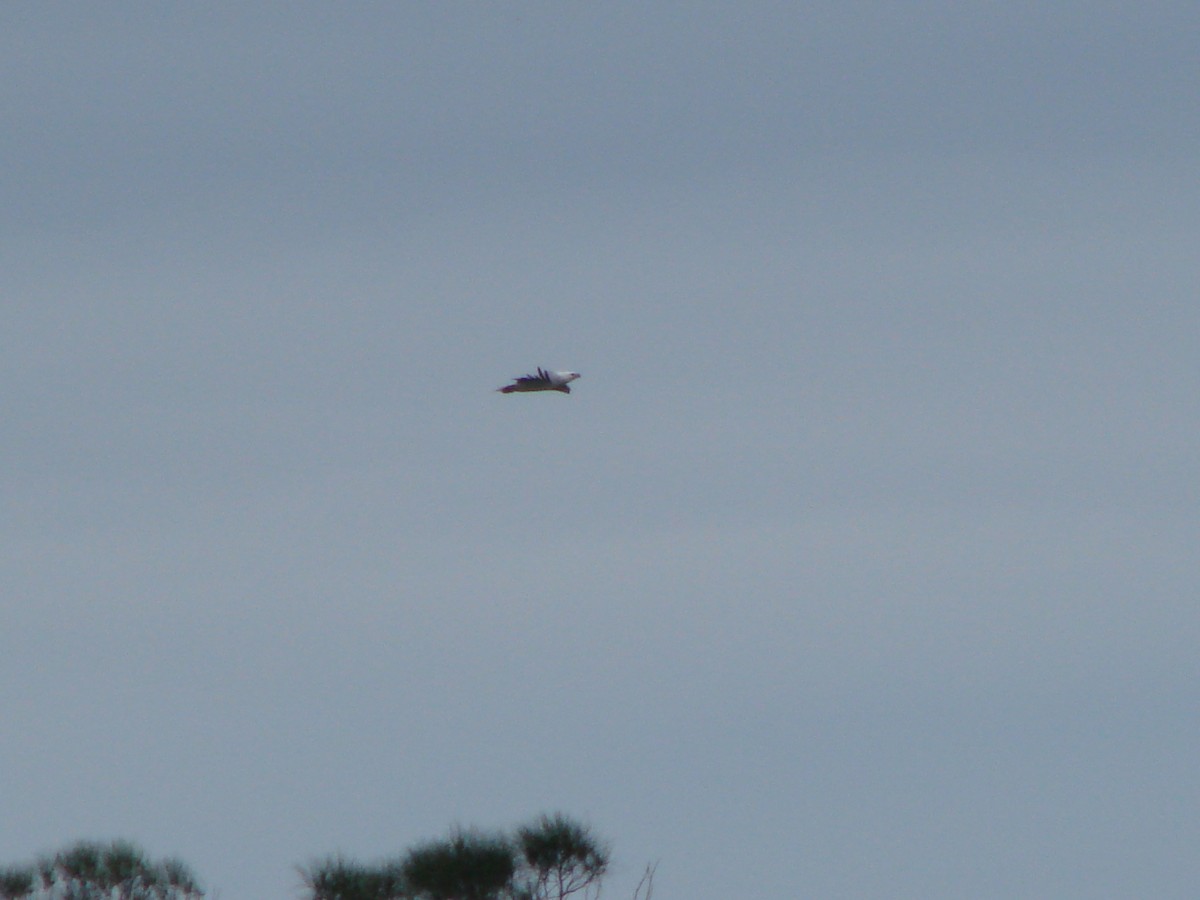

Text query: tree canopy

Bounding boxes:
[0,840,203,900]
[300,814,611,900]
[3,815,650,900]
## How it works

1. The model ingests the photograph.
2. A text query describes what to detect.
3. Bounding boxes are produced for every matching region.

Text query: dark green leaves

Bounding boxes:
[1,841,203,899]
[297,814,611,900]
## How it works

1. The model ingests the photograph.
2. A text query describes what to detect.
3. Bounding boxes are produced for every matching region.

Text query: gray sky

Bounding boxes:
[4,4,1198,898]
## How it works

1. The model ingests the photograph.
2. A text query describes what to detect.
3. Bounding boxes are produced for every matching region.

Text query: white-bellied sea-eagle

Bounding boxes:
[496,368,581,394]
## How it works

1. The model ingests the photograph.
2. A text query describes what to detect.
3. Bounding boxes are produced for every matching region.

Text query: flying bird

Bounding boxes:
[496,367,581,394]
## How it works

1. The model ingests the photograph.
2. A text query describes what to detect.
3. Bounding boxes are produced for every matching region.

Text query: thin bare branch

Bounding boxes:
[631,862,657,900]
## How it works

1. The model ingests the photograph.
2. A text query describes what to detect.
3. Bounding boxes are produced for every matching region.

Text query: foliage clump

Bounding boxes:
[300,813,611,900]
[0,840,203,900]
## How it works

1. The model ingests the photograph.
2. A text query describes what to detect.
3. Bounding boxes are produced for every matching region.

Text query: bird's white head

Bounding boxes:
[555,371,581,384]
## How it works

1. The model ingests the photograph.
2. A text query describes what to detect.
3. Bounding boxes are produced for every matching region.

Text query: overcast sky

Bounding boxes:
[4,4,1198,898]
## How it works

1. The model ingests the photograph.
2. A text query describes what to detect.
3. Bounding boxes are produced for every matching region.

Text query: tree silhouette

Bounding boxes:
[0,840,203,900]
[514,814,608,900]
[298,814,634,900]
[300,855,404,900]
[400,830,515,900]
